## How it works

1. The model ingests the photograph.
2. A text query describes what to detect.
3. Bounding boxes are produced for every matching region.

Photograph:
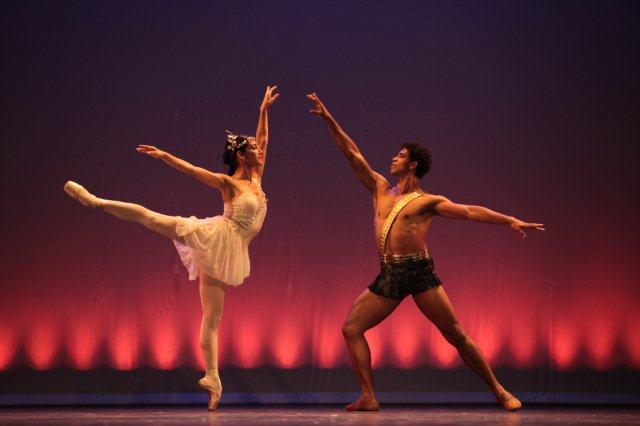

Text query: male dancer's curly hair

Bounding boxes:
[401,142,432,178]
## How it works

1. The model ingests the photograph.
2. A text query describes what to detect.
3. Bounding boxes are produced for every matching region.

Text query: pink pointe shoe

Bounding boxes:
[63,181,102,208]
[198,377,222,411]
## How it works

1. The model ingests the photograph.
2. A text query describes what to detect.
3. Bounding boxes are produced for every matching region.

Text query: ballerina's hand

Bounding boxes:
[260,85,279,110]
[136,145,165,159]
[509,219,546,238]
[306,92,331,119]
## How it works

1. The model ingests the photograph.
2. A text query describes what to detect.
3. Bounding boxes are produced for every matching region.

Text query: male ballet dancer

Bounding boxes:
[307,92,544,411]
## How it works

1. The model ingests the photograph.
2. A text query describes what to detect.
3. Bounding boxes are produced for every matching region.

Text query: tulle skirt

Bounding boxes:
[172,215,250,286]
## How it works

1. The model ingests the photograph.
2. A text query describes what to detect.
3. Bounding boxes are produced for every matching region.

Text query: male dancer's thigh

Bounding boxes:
[411,286,461,332]
[344,289,402,333]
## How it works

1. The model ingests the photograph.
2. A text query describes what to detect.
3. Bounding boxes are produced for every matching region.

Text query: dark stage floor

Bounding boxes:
[0,406,639,425]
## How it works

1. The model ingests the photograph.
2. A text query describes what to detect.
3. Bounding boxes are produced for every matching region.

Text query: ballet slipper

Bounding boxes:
[198,377,222,411]
[63,181,102,208]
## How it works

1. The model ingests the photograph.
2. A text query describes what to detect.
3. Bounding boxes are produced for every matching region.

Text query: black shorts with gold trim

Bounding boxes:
[368,255,442,300]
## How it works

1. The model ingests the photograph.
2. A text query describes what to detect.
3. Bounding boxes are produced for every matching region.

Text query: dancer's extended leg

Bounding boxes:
[197,273,226,411]
[64,181,184,243]
[341,289,401,411]
[412,286,522,411]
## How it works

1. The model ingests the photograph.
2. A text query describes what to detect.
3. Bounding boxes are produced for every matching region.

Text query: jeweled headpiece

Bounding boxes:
[225,130,253,151]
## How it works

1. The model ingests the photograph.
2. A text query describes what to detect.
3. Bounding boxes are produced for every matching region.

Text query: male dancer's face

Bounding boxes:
[390,148,414,177]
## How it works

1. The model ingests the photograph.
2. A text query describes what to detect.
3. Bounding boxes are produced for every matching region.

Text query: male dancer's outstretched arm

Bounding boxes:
[428,196,545,237]
[136,145,231,194]
[307,92,387,192]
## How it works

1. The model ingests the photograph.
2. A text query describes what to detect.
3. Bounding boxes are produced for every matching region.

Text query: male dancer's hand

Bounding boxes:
[307,92,332,120]
[260,85,279,110]
[509,218,545,238]
[136,145,166,160]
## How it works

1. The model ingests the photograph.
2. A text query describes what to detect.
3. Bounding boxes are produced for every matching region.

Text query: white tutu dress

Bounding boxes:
[172,179,267,285]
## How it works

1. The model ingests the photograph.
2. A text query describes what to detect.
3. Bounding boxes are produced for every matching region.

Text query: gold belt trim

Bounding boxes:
[379,250,429,264]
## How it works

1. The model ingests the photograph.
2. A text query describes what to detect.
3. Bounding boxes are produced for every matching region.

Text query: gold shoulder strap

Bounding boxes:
[379,192,424,254]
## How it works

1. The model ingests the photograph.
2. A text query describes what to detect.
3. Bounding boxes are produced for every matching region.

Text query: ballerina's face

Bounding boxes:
[239,138,263,166]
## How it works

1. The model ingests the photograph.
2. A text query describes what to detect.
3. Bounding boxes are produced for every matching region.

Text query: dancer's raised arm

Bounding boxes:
[307,92,387,192]
[428,195,545,238]
[137,145,230,192]
[255,85,279,178]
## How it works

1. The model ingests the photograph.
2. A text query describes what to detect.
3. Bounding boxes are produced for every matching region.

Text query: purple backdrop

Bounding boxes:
[1,0,639,402]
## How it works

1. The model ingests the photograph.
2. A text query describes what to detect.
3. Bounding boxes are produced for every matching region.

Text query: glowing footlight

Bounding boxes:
[27,319,59,370]
[0,327,16,370]
[149,318,180,370]
[587,320,615,370]
[271,321,304,368]
[390,319,423,369]
[311,324,343,368]
[233,320,264,368]
[552,324,579,370]
[68,319,100,370]
[475,322,502,364]
[510,329,537,367]
[509,310,537,367]
[109,319,140,370]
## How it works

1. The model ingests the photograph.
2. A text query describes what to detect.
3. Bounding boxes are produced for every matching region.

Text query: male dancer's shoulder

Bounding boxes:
[373,174,392,191]
[415,193,450,215]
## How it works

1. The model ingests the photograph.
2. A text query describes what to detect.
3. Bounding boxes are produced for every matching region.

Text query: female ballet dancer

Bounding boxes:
[63,85,279,410]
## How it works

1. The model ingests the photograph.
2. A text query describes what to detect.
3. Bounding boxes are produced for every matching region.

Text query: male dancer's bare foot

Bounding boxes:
[345,395,380,411]
[198,377,222,411]
[63,181,103,208]
[495,388,522,411]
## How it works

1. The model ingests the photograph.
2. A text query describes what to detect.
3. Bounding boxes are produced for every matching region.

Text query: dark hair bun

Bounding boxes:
[222,133,251,175]
[222,149,234,166]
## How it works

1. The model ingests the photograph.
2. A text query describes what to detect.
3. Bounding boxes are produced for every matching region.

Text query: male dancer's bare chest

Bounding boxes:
[373,194,430,246]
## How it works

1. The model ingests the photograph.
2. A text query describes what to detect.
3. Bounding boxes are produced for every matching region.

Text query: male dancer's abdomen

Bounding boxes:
[378,220,432,256]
